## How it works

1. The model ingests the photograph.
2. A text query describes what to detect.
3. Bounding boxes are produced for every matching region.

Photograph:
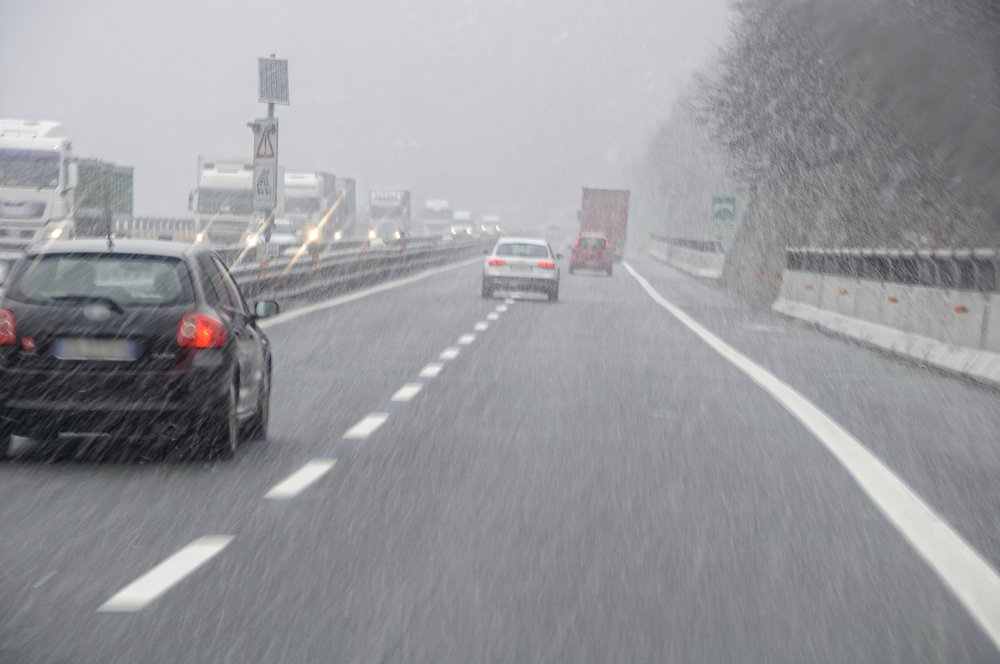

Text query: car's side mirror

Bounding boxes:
[482,248,490,255]
[254,300,280,319]
[556,253,564,260]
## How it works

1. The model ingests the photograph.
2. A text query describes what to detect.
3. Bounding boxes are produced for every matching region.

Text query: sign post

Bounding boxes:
[248,54,289,253]
[711,196,737,238]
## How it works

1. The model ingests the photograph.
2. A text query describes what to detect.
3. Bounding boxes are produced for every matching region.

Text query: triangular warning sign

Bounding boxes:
[255,129,275,158]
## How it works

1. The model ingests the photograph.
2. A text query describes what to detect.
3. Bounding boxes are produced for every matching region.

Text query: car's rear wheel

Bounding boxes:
[607,266,613,276]
[242,364,270,443]
[548,284,559,302]
[481,279,493,298]
[199,377,238,460]
[568,266,575,275]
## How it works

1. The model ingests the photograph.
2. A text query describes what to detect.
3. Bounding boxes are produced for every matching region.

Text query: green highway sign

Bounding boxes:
[712,196,737,237]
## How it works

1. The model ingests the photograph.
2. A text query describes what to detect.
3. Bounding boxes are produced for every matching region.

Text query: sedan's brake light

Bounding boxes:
[605,240,610,248]
[0,309,15,345]
[489,258,506,266]
[177,313,226,348]
[538,261,555,269]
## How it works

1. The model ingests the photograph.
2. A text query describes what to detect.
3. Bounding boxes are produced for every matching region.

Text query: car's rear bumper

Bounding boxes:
[483,275,557,293]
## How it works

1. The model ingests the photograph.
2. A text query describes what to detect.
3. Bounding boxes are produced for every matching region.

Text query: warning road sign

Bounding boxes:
[249,118,278,211]
[255,128,275,159]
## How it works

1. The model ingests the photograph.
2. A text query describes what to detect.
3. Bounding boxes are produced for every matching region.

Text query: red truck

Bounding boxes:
[578,188,629,261]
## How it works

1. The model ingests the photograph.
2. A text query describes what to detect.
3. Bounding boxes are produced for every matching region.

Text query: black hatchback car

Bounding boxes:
[0,240,278,460]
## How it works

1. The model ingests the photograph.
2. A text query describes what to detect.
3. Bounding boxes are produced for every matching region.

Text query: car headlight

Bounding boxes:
[451,229,457,234]
[466,228,472,234]
[368,229,376,239]
[308,228,320,242]
[195,233,204,242]
[49,228,63,239]
[247,235,258,247]
[333,230,342,240]
[394,230,401,239]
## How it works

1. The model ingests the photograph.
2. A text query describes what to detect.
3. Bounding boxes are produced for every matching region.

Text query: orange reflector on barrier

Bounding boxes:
[888,297,897,303]
[955,306,967,314]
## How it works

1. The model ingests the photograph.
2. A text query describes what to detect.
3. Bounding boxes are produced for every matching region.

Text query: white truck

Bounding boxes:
[423,199,453,237]
[0,120,78,258]
[284,170,339,243]
[450,209,474,236]
[367,188,411,240]
[190,156,283,246]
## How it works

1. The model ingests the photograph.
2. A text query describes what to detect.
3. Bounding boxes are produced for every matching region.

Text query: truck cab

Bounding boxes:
[190,157,281,247]
[0,120,78,258]
[368,189,411,241]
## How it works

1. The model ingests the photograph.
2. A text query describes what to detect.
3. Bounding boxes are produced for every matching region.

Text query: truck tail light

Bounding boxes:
[538,261,555,269]
[0,309,15,345]
[489,258,506,266]
[177,313,226,348]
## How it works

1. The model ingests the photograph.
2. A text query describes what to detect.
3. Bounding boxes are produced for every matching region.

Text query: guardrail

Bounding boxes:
[230,237,491,303]
[648,235,725,279]
[776,246,1000,388]
[786,247,998,293]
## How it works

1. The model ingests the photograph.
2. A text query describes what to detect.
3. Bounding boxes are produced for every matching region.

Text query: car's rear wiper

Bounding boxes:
[50,296,125,315]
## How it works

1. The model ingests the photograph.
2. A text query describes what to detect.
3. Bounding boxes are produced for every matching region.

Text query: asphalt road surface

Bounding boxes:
[2,252,1000,662]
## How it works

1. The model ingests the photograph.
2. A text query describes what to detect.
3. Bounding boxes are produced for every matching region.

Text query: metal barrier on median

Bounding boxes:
[230,237,491,302]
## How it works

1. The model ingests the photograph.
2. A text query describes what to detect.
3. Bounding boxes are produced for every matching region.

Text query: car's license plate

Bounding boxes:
[55,338,137,361]
[511,263,532,273]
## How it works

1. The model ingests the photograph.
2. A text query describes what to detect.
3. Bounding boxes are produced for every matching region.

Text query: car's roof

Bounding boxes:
[578,232,608,238]
[496,236,548,246]
[24,239,211,259]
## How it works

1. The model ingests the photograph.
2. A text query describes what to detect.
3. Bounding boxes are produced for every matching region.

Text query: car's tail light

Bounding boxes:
[605,240,610,248]
[489,258,506,266]
[575,239,580,246]
[0,309,15,345]
[538,261,555,269]
[177,313,226,348]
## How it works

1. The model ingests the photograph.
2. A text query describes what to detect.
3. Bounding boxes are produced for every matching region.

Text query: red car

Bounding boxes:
[569,233,613,275]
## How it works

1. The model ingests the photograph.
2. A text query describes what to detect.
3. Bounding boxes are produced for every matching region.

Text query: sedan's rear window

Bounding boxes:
[6,254,194,307]
[578,238,608,249]
[495,243,549,258]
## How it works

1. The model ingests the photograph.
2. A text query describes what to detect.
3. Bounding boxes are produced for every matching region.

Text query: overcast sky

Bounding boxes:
[0,0,729,227]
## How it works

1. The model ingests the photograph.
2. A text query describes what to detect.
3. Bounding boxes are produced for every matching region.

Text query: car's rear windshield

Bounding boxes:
[5,254,194,307]
[495,243,549,258]
[579,237,607,249]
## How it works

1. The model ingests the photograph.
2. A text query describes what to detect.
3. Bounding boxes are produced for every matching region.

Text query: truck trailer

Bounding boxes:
[578,187,630,261]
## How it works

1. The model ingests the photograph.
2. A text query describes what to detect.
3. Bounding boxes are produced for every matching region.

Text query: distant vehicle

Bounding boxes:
[451,210,474,236]
[481,214,501,234]
[190,157,283,247]
[423,199,453,237]
[247,218,300,256]
[569,232,613,275]
[0,120,133,257]
[284,171,337,243]
[482,237,562,302]
[330,178,357,241]
[368,188,411,240]
[0,239,279,460]
[578,187,629,261]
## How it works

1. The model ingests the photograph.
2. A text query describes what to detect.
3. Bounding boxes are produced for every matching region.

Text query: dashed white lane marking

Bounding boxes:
[458,334,475,345]
[624,261,1000,651]
[505,298,515,304]
[439,347,460,360]
[474,322,489,331]
[97,536,233,612]
[487,312,500,320]
[391,383,424,402]
[342,413,390,439]
[259,256,482,329]
[264,459,337,499]
[419,363,443,378]
[496,305,508,312]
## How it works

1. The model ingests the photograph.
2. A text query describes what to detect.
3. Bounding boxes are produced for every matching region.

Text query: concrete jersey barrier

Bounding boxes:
[648,235,725,279]
[775,247,1000,388]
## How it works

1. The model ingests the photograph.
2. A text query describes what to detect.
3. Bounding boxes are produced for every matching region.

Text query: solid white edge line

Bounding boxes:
[264,459,337,499]
[419,363,443,378]
[259,256,481,329]
[391,383,424,402]
[97,536,234,612]
[342,413,390,439]
[623,261,1000,651]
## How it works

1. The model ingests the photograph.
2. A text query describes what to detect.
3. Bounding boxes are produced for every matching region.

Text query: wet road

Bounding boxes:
[2,252,1000,662]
